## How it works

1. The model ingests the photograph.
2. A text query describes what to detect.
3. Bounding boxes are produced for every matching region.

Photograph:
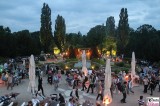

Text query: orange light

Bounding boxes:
[103,96,112,104]
[125,75,128,81]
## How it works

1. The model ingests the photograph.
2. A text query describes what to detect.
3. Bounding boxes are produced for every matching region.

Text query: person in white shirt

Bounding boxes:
[143,76,149,93]
[4,62,8,69]
[68,98,73,106]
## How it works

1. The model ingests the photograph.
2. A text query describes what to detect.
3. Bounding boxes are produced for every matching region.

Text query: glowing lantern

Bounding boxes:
[103,95,112,105]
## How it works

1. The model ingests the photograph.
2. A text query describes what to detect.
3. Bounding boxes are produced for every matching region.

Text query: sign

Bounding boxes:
[146,97,159,106]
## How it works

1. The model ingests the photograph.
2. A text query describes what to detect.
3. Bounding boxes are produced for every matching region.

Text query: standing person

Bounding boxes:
[68,98,73,106]
[7,73,13,90]
[150,78,155,95]
[59,93,65,106]
[143,76,149,93]
[53,74,59,91]
[138,96,145,106]
[96,81,103,100]
[38,76,45,96]
[127,79,134,94]
[121,82,127,103]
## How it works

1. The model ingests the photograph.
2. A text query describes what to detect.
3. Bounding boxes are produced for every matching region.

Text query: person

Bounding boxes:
[138,96,145,106]
[7,73,13,90]
[53,74,59,90]
[27,101,33,106]
[1,72,7,84]
[127,79,134,94]
[59,93,65,106]
[36,91,45,101]
[158,75,160,92]
[4,62,8,70]
[68,98,73,106]
[70,87,79,100]
[121,81,127,103]
[87,75,95,93]
[81,76,88,91]
[96,81,103,100]
[149,78,155,95]
[38,76,45,96]
[143,76,149,93]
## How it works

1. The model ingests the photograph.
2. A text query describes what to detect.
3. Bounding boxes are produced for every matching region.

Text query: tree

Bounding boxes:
[105,36,117,57]
[86,25,106,54]
[90,47,100,59]
[106,16,115,37]
[105,16,116,56]
[30,31,42,54]
[40,3,53,53]
[117,8,129,55]
[54,15,66,53]
[68,46,76,58]
[66,32,83,48]
[135,24,158,61]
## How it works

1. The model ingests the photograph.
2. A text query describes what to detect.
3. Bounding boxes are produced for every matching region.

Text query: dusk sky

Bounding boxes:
[0,0,160,35]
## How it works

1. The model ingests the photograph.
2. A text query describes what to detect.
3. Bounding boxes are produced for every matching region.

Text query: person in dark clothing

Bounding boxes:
[121,82,127,103]
[150,79,155,95]
[81,76,88,91]
[87,75,95,93]
[59,93,65,106]
[38,76,44,96]
[70,88,79,100]
[158,76,160,92]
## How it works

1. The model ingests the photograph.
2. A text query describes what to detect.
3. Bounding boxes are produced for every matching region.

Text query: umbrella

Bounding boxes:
[131,52,135,76]
[103,59,112,106]
[28,55,36,94]
[81,50,88,76]
[131,52,139,87]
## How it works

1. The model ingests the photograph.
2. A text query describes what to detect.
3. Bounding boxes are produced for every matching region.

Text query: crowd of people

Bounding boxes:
[0,58,160,106]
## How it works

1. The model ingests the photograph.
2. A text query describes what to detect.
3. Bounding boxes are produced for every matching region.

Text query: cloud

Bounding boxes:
[0,0,159,34]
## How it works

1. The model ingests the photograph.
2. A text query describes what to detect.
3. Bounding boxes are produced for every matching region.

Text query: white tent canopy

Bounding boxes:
[131,52,139,87]
[28,55,36,94]
[103,59,112,106]
[81,50,88,76]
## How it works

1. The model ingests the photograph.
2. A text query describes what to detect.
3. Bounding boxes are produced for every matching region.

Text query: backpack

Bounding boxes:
[116,82,123,92]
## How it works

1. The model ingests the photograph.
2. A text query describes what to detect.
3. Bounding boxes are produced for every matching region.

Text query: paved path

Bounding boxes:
[0,75,160,106]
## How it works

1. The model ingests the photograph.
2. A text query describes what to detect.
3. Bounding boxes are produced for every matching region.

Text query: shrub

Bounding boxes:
[120,67,130,73]
[115,62,125,67]
[39,56,45,61]
[124,63,131,68]
[113,68,121,74]
[65,58,78,63]
[91,58,105,65]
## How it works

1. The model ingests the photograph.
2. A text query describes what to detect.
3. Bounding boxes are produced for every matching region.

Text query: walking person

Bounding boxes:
[70,87,79,100]
[143,76,149,93]
[81,76,88,91]
[121,82,127,103]
[7,73,13,90]
[87,75,95,93]
[96,81,103,100]
[38,76,45,96]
